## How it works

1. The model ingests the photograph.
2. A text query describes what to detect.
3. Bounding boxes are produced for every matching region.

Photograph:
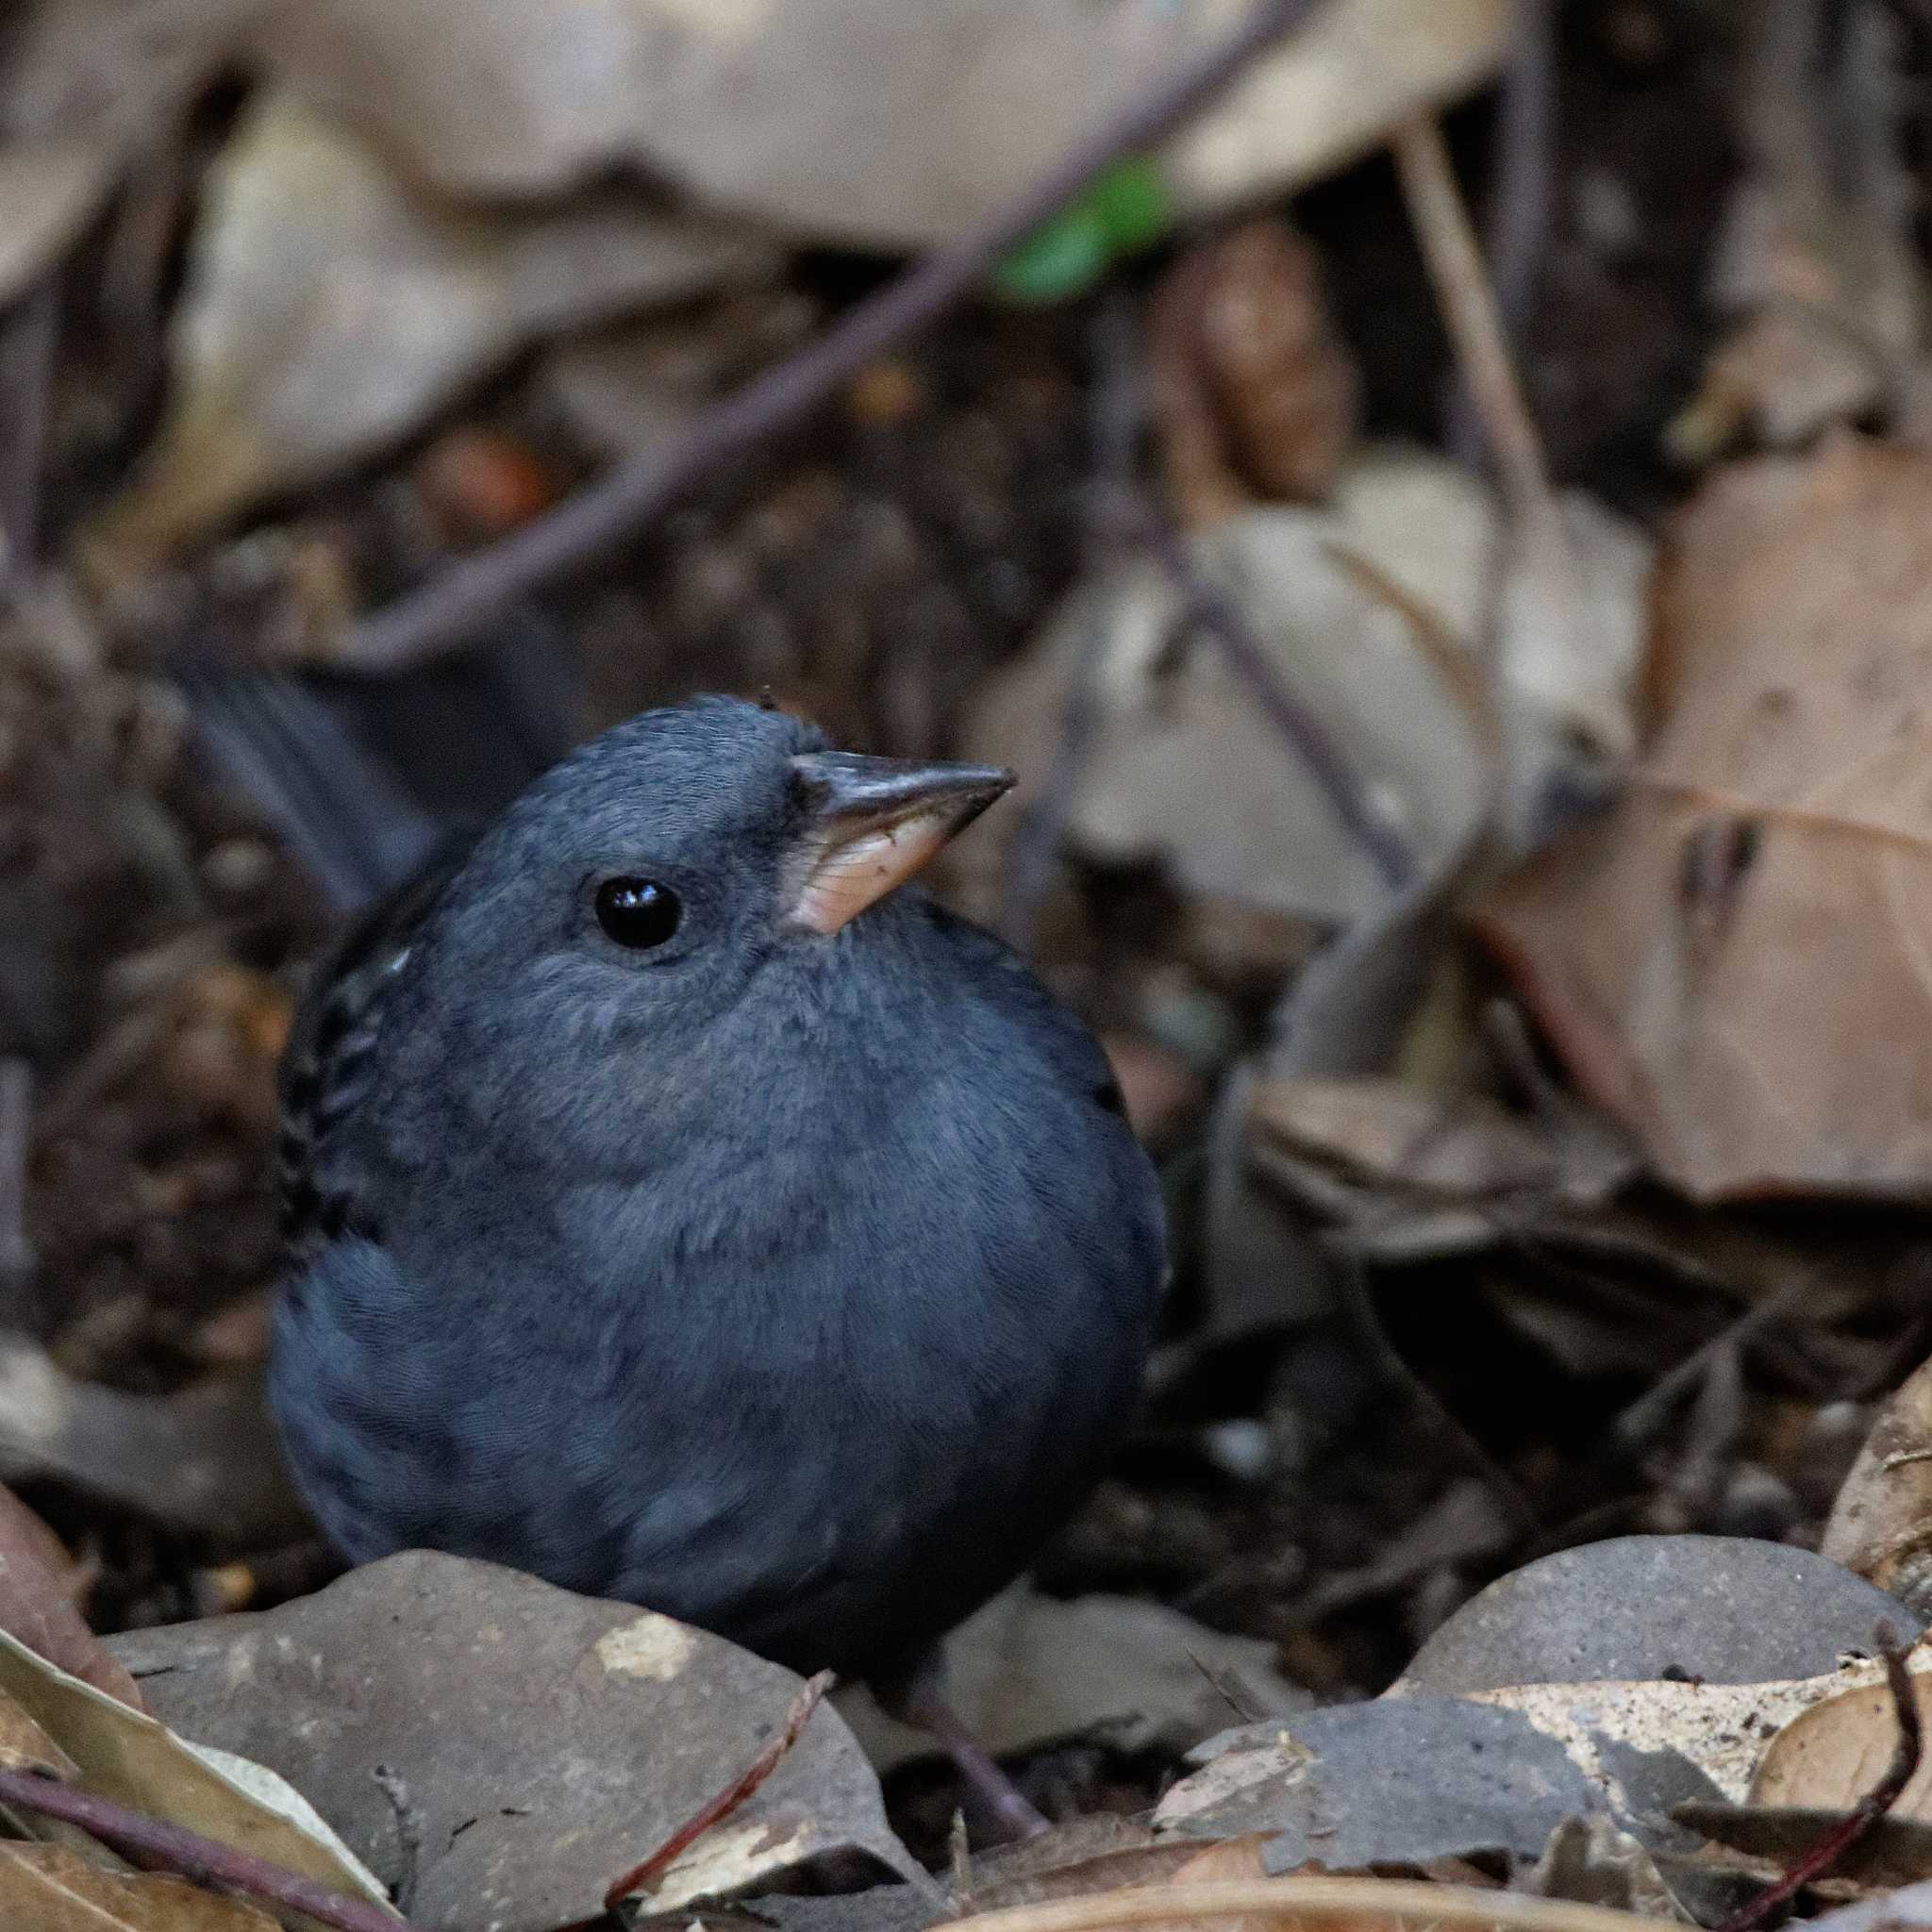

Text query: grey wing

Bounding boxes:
[276,843,469,1264]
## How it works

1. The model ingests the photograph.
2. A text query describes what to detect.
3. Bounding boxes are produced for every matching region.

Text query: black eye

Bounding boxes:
[594,877,682,949]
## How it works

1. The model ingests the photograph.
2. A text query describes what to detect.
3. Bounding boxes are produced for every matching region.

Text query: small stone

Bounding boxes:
[1395,1535,1911,1695]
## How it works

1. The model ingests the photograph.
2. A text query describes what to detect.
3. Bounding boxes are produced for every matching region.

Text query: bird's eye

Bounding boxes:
[594,877,682,949]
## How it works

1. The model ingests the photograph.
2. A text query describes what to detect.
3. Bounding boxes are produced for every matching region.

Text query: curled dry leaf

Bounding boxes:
[255,0,1508,246]
[0,1628,391,1914]
[1474,438,1932,1200]
[0,1334,306,1547]
[0,1480,142,1710]
[1149,218,1359,526]
[0,0,262,299]
[1673,0,1922,457]
[961,450,1648,930]
[1824,1356,1932,1618]
[0,1840,278,1932]
[841,1585,1307,1776]
[1749,1669,1932,1821]
[91,91,776,564]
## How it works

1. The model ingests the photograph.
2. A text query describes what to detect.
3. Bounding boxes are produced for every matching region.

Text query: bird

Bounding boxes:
[268,693,1167,1820]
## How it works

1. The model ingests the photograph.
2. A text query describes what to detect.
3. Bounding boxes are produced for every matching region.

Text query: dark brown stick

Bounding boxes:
[0,1765,414,1932]
[600,1668,833,1911]
[1716,1627,1924,1932]
[342,0,1329,674]
[0,283,58,593]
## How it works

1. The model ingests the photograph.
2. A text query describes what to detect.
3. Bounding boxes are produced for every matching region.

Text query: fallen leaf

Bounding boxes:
[1474,437,1932,1200]
[0,1629,392,1915]
[0,142,118,307]
[0,0,260,297]
[0,1841,276,1931]
[1523,1814,1690,1922]
[91,90,776,562]
[0,1480,142,1710]
[1823,1355,1932,1620]
[1751,1673,1932,1818]
[254,0,1508,246]
[961,450,1648,932]
[1149,219,1358,525]
[840,1585,1308,1776]
[1673,0,1921,456]
[0,1334,306,1546]
[108,1551,922,1932]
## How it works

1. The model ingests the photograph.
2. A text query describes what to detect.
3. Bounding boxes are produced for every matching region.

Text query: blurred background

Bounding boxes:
[3,0,1930,1841]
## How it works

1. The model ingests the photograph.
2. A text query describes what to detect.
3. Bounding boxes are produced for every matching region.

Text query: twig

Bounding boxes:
[940,1875,1678,1932]
[0,1765,413,1932]
[599,1668,833,1911]
[0,282,58,596]
[1448,0,1557,467]
[1716,1624,1922,1932]
[1124,495,1416,889]
[0,1059,35,1291]
[1000,298,1144,950]
[1392,114,1551,521]
[342,0,1328,674]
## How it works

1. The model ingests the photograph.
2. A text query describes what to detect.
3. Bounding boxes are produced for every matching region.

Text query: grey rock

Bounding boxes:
[107,1552,919,1932]
[1157,1698,1591,1869]
[1398,1536,1912,1695]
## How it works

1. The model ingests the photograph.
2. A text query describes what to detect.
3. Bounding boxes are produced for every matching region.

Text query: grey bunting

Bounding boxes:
[269,696,1167,1723]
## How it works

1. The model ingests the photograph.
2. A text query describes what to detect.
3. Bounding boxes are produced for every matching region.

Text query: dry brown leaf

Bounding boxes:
[0,142,118,307]
[0,1480,142,1710]
[1674,0,1922,456]
[1752,1674,1932,1818]
[254,0,1507,245]
[0,1842,275,1932]
[0,0,260,297]
[91,90,774,563]
[1247,1074,1635,1205]
[0,1335,304,1546]
[1823,1356,1932,1617]
[1474,437,1932,1200]
[1149,220,1359,526]
[0,1629,393,1914]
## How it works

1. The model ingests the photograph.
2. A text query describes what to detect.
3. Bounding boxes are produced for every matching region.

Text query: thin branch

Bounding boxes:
[1715,1625,1923,1932]
[1393,113,1552,521]
[941,1875,1681,1932]
[1124,493,1416,889]
[600,1668,832,1911]
[0,282,58,596]
[0,1766,414,1932]
[1447,0,1557,468]
[342,0,1330,674]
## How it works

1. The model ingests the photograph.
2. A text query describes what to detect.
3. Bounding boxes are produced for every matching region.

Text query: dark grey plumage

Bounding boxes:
[269,696,1165,1676]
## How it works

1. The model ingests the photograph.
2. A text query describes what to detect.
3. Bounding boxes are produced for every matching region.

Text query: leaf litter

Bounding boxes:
[11,5,1932,1932]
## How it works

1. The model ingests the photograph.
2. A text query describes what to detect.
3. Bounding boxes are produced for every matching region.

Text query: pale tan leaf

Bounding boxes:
[0,1841,275,1932]
[1476,438,1932,1199]
[253,0,1508,246]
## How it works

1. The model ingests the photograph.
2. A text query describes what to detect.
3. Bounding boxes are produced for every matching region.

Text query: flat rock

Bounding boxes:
[1396,1536,1909,1695]
[106,1552,919,1932]
[1155,1697,1591,1868]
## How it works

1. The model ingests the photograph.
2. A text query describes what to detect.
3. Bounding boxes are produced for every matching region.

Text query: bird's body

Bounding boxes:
[269,698,1164,1677]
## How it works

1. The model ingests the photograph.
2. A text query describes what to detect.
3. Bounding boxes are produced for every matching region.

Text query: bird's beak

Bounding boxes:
[783,752,1014,935]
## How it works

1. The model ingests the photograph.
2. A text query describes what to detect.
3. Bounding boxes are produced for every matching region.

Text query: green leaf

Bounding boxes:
[991,157,1174,305]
